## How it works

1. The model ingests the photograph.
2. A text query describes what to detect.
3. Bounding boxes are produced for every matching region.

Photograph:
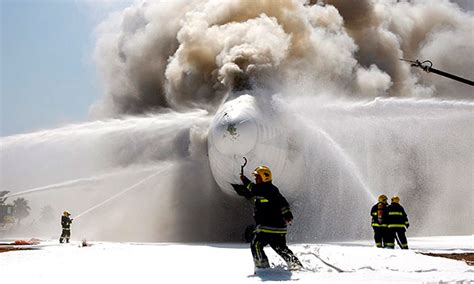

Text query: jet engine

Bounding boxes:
[208,94,304,195]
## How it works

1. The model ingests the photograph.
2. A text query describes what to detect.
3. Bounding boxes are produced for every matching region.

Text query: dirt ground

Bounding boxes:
[420,252,474,266]
[0,246,39,253]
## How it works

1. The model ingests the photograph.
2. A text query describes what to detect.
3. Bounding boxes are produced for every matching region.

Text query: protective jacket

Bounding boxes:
[233,176,293,234]
[387,203,409,229]
[371,202,388,228]
[61,215,72,229]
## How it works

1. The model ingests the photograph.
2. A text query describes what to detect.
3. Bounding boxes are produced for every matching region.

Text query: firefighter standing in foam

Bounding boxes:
[60,211,73,243]
[386,195,410,249]
[233,165,302,271]
[371,195,389,248]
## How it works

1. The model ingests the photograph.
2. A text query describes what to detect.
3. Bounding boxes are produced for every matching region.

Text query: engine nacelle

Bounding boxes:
[208,94,304,195]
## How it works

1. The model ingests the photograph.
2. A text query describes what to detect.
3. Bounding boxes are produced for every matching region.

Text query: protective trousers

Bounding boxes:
[373,227,389,248]
[251,231,302,269]
[386,228,408,249]
[60,228,71,243]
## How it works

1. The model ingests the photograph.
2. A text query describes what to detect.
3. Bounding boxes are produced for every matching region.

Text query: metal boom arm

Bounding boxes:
[401,59,473,86]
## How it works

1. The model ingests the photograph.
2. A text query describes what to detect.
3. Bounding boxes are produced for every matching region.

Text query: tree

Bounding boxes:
[0,191,9,205]
[13,198,31,224]
[0,191,14,226]
[39,205,55,224]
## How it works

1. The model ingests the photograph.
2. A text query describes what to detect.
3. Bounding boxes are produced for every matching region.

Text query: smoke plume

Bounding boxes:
[93,0,473,118]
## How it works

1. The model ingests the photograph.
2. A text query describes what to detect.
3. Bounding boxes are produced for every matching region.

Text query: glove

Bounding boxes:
[406,223,409,229]
[240,174,250,185]
[283,211,294,225]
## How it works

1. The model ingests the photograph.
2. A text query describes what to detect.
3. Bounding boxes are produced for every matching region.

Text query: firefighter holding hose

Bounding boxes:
[59,210,73,243]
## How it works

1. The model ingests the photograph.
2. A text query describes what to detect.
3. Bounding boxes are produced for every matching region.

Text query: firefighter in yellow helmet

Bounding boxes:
[370,194,390,248]
[232,165,303,272]
[59,210,73,243]
[386,195,409,249]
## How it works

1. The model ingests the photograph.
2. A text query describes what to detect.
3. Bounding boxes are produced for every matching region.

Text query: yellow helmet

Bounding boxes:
[252,165,272,183]
[391,195,400,203]
[63,211,70,216]
[378,194,388,203]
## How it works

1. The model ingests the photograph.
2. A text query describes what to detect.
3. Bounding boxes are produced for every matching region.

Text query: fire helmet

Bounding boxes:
[252,165,272,183]
[391,195,400,204]
[378,194,388,203]
[63,211,71,216]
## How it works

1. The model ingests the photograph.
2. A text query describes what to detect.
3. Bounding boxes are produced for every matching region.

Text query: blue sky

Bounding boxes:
[1,0,131,136]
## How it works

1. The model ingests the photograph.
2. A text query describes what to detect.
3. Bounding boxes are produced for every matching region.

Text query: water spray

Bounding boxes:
[3,176,105,199]
[2,167,160,199]
[74,165,172,221]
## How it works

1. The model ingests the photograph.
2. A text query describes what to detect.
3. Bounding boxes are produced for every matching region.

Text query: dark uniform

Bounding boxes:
[60,212,73,243]
[386,197,409,249]
[370,195,389,248]
[233,166,302,270]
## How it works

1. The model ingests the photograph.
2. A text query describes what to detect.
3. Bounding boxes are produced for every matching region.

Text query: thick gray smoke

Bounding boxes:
[325,0,473,99]
[93,0,473,117]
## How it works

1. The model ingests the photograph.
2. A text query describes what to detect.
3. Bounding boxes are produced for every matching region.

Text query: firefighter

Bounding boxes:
[370,194,390,248]
[59,211,73,243]
[386,195,409,249]
[232,165,303,271]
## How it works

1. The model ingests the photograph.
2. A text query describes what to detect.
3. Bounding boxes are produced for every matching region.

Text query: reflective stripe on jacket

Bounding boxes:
[387,203,409,229]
